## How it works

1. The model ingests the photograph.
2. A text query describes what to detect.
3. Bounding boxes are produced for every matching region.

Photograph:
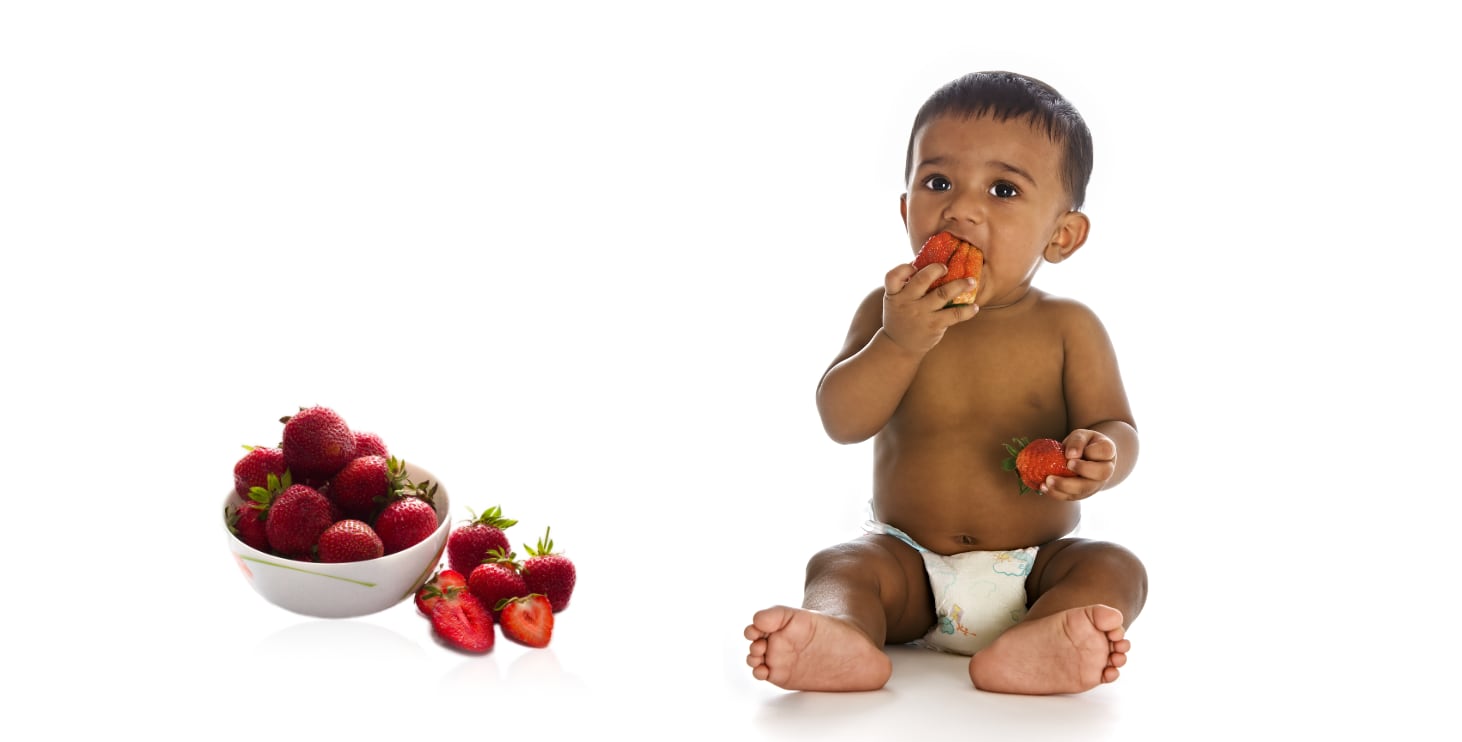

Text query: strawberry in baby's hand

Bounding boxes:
[497,594,553,648]
[912,231,984,306]
[1002,437,1076,495]
[521,527,576,612]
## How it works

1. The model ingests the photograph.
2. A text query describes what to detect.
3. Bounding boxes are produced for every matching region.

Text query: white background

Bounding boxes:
[3,1,1458,739]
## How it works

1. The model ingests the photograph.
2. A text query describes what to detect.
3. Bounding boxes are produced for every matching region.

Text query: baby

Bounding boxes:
[744,71,1147,695]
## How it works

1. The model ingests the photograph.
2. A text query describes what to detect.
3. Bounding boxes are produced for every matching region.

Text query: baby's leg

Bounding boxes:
[744,534,932,692]
[969,539,1147,695]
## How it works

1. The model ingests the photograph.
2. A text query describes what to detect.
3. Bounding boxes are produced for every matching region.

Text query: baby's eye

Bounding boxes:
[990,182,1019,198]
[923,175,952,192]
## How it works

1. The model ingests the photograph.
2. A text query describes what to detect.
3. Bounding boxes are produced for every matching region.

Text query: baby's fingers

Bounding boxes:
[1065,457,1115,484]
[1041,474,1102,502]
[884,263,920,295]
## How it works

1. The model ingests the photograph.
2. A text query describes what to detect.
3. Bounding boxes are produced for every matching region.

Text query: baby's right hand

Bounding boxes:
[880,262,979,355]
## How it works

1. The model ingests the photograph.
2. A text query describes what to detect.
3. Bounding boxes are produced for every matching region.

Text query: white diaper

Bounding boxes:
[864,519,1037,655]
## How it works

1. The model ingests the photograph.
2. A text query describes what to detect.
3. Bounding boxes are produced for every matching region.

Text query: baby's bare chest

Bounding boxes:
[898,323,1068,430]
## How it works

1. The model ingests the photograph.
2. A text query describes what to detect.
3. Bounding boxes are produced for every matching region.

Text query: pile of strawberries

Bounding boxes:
[225,405,579,653]
[225,406,440,562]
[413,507,576,652]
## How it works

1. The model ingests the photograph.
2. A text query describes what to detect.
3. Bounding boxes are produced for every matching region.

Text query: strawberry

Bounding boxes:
[912,231,984,306]
[497,594,553,648]
[230,470,291,552]
[468,549,528,618]
[327,455,408,521]
[281,406,357,483]
[233,445,286,499]
[415,569,469,615]
[316,519,384,563]
[429,588,495,653]
[521,527,576,612]
[353,431,389,458]
[373,471,439,554]
[1001,437,1076,495]
[225,498,270,552]
[447,505,518,575]
[265,483,335,558]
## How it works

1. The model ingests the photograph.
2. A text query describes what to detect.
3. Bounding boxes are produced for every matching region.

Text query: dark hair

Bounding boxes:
[904,71,1093,210]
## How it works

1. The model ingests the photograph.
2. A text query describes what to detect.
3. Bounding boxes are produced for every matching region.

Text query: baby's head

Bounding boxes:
[904,71,1092,211]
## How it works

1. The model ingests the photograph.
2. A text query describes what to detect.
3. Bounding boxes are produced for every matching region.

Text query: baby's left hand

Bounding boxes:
[1041,429,1117,501]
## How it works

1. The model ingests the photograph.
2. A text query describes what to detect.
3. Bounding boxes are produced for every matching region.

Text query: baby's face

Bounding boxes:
[902,114,1077,308]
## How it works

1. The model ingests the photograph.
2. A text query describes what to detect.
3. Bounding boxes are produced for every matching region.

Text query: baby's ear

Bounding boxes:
[898,193,909,229]
[1043,210,1090,264]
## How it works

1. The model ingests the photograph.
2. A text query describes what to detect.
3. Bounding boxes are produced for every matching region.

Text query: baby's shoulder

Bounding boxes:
[1026,290,1106,329]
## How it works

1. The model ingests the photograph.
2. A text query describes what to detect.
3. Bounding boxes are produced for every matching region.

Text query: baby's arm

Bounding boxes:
[816,263,978,444]
[1041,302,1138,502]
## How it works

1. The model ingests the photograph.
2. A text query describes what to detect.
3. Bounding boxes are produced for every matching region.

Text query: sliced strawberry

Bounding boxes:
[498,594,553,648]
[429,591,494,653]
[415,569,468,615]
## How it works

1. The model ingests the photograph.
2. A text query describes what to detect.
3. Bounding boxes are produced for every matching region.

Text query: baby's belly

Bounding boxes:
[872,438,1079,555]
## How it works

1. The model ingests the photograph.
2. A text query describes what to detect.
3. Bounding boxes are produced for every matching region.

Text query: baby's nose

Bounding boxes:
[942,189,987,226]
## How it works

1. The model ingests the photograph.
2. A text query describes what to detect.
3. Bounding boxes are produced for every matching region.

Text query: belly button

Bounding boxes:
[956,534,977,546]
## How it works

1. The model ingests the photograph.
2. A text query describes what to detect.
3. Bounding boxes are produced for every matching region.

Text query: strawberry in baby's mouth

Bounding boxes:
[912,231,983,306]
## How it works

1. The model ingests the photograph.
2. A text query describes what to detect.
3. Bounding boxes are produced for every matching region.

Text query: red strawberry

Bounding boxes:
[415,569,469,615]
[265,484,335,558]
[233,445,286,499]
[316,519,384,562]
[497,594,553,648]
[372,463,440,553]
[1001,437,1076,495]
[447,505,518,575]
[352,431,389,458]
[468,549,528,618]
[429,588,495,653]
[521,527,576,612]
[281,406,357,483]
[912,231,984,306]
[326,455,406,521]
[225,498,270,552]
[230,471,291,552]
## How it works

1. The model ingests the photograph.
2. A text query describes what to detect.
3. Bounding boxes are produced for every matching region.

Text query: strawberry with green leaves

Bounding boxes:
[1002,437,1076,495]
[265,483,335,558]
[327,455,410,521]
[233,445,286,499]
[468,548,528,619]
[497,594,553,648]
[373,473,439,554]
[521,527,576,612]
[447,505,517,575]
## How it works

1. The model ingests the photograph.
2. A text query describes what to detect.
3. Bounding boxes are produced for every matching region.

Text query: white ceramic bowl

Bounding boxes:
[223,461,450,618]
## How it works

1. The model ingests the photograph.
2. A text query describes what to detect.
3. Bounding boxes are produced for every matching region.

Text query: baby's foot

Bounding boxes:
[743,605,891,692]
[968,604,1129,695]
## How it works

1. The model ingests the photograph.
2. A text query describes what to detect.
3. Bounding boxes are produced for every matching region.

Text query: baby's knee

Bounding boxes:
[1083,542,1148,596]
[804,539,899,582]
